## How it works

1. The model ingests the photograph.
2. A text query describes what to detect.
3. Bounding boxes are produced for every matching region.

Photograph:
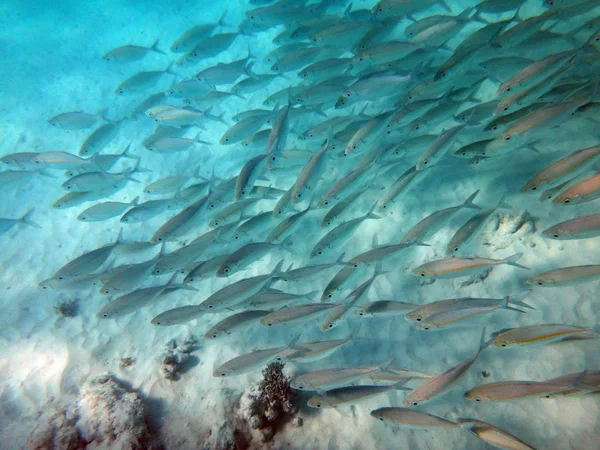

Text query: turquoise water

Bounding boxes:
[1,0,599,448]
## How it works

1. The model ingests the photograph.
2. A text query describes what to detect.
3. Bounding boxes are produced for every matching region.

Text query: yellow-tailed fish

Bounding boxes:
[290,362,389,390]
[457,419,537,450]
[413,253,528,279]
[371,408,459,429]
[465,381,578,402]
[308,381,409,408]
[553,172,600,205]
[260,303,337,327]
[542,213,600,240]
[490,323,598,347]
[527,265,600,287]
[521,144,600,192]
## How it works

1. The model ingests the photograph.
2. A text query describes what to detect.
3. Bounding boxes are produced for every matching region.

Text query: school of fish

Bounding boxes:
[3,0,600,448]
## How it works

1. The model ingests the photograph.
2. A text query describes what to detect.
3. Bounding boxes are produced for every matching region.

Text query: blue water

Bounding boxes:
[1,0,599,448]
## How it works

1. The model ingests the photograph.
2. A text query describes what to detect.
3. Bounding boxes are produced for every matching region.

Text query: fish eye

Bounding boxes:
[420,273,425,277]
[552,233,559,238]
[416,318,421,321]
[379,417,384,421]
[224,268,229,273]
[328,324,333,328]
[504,136,511,141]
[441,73,446,78]
[316,404,321,408]
[221,373,226,376]
[503,107,508,111]
[267,323,272,326]
[326,221,330,225]
[563,199,570,204]
[298,385,303,389]
[154,269,161,274]
[423,160,428,164]
[58,276,64,280]
[103,313,108,318]
[42,286,47,290]
[358,312,363,315]
[353,264,358,268]
[531,186,537,191]
[328,294,332,298]
[454,247,459,252]
[501,344,506,347]
[156,321,161,325]
[359,57,363,61]
[423,327,429,330]
[412,402,418,406]
[475,398,480,402]
[157,237,163,242]
[324,201,328,205]
[383,205,386,209]
[318,251,322,255]
[104,290,109,294]
[505,87,511,92]
[297,193,301,197]
[537,281,543,286]
[208,305,213,308]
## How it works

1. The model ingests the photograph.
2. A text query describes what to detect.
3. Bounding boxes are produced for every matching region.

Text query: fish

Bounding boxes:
[526,265,600,287]
[446,195,511,254]
[265,207,310,243]
[216,242,288,277]
[403,329,487,406]
[401,190,481,245]
[198,261,284,311]
[48,111,104,130]
[407,292,534,330]
[521,145,600,192]
[356,300,417,318]
[97,273,196,319]
[0,209,39,234]
[151,305,206,326]
[553,172,600,205]
[103,39,165,62]
[115,64,176,95]
[79,122,122,156]
[183,254,230,283]
[99,244,164,295]
[311,204,380,258]
[279,335,352,362]
[235,155,268,201]
[248,289,318,308]
[348,239,418,268]
[51,230,123,281]
[62,159,145,192]
[170,13,227,52]
[150,191,212,243]
[213,335,300,377]
[291,134,331,203]
[204,310,270,339]
[371,408,459,429]
[457,419,537,450]
[176,32,238,67]
[416,122,471,170]
[260,303,337,327]
[308,382,409,408]
[375,165,421,213]
[413,253,529,279]
[321,265,362,301]
[489,324,598,347]
[465,380,580,402]
[77,197,139,222]
[232,211,273,241]
[290,362,388,390]
[278,253,346,283]
[322,188,367,227]
[542,213,600,240]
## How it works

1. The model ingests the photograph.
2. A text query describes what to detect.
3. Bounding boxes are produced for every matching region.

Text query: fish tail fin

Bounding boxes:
[130,196,140,206]
[503,252,529,270]
[19,209,40,228]
[121,142,136,159]
[507,290,535,310]
[461,189,482,210]
[374,261,390,278]
[311,104,328,119]
[392,380,410,391]
[367,202,382,220]
[114,228,124,246]
[151,39,167,55]
[497,193,512,210]
[279,235,298,255]
[478,327,489,354]
[245,61,260,80]
[286,334,302,349]
[165,61,178,77]
[438,0,452,13]
[335,252,346,265]
[217,8,229,29]
[270,259,286,279]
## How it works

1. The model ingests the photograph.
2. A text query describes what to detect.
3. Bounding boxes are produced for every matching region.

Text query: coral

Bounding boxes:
[119,357,135,369]
[159,335,197,380]
[234,362,298,444]
[54,298,79,317]
[26,409,86,450]
[26,375,160,450]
